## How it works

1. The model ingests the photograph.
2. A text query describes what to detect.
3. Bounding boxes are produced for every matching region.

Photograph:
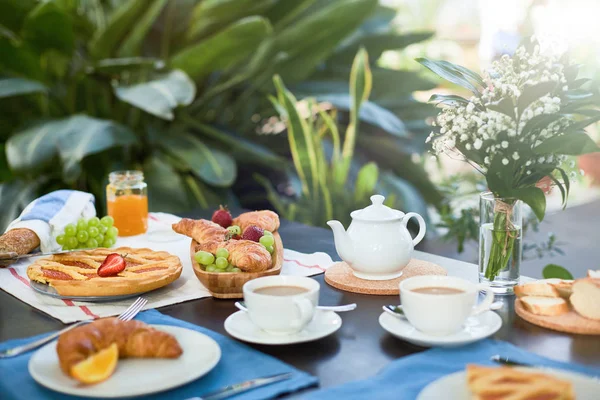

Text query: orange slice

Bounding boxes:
[70,343,119,384]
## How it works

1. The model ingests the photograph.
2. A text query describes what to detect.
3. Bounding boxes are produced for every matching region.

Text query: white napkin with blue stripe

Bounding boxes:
[6,190,96,252]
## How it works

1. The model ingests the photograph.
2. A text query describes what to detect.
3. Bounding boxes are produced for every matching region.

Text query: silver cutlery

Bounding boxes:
[186,372,293,400]
[235,301,356,313]
[490,354,534,367]
[0,248,96,263]
[0,297,148,358]
[383,301,504,319]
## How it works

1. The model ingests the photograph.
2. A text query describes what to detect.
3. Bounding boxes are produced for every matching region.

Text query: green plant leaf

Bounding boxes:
[533,133,600,155]
[160,131,237,187]
[117,0,168,57]
[542,264,573,280]
[89,0,148,59]
[0,78,46,98]
[353,162,378,204]
[6,115,138,181]
[516,81,556,115]
[265,0,317,30]
[0,38,43,80]
[416,58,483,96]
[22,1,74,54]
[143,155,193,213]
[513,186,546,221]
[114,70,196,120]
[0,180,39,231]
[172,16,272,81]
[91,57,165,75]
[0,0,37,33]
[378,172,429,222]
[186,0,275,41]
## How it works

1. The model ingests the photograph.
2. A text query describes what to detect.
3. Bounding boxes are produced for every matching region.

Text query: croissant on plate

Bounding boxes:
[233,210,280,233]
[57,318,182,376]
[172,219,227,243]
[195,239,271,272]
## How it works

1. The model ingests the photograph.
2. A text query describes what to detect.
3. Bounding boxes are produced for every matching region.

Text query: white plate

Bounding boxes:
[418,367,600,400]
[28,325,221,398]
[30,281,151,302]
[225,309,341,345]
[379,310,502,347]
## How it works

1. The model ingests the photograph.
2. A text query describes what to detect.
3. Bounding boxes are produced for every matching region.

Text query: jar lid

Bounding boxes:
[350,195,404,221]
[109,170,144,184]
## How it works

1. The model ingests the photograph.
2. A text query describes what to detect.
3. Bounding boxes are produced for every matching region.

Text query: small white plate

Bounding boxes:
[225,310,342,345]
[29,325,221,398]
[417,367,600,400]
[379,311,502,347]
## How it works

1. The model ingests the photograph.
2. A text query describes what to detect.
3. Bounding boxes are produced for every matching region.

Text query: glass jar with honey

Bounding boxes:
[106,170,148,236]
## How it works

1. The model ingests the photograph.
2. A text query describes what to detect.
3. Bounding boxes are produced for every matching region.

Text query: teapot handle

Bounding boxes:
[402,213,426,246]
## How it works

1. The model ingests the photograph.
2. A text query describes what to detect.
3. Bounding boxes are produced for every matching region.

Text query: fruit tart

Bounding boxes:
[27,247,182,297]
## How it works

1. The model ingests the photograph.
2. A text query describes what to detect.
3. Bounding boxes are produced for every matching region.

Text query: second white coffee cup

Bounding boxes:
[243,276,319,335]
[400,275,495,336]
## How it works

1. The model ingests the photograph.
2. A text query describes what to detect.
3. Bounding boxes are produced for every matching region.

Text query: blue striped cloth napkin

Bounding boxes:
[6,190,95,252]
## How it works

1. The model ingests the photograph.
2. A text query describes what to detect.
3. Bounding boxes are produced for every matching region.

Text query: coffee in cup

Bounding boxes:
[399,275,494,336]
[243,276,319,335]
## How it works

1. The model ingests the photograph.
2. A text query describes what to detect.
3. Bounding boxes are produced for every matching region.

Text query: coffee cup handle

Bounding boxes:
[470,284,495,316]
[291,298,314,330]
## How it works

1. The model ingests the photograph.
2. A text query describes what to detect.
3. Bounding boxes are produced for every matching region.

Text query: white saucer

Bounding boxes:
[225,309,342,345]
[379,311,502,347]
[418,367,600,399]
[29,325,221,398]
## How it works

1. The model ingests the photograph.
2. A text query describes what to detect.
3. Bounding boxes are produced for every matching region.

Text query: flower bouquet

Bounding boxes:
[419,37,600,292]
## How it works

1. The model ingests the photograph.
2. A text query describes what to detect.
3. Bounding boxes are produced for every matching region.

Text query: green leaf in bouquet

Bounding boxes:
[565,89,594,101]
[534,133,600,155]
[520,113,564,136]
[91,57,165,75]
[160,131,237,187]
[117,0,168,57]
[563,64,580,83]
[22,1,74,54]
[556,167,570,201]
[516,81,556,115]
[416,58,484,96]
[353,162,378,204]
[89,0,148,59]
[568,79,591,90]
[564,113,600,133]
[428,94,470,106]
[513,186,546,221]
[114,70,196,120]
[0,78,46,98]
[487,97,515,120]
[542,264,573,280]
[186,0,275,41]
[171,16,272,81]
[548,174,566,208]
[143,155,193,213]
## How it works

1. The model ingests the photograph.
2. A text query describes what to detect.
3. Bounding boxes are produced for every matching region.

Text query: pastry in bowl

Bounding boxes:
[466,364,575,400]
[58,318,182,384]
[27,247,182,297]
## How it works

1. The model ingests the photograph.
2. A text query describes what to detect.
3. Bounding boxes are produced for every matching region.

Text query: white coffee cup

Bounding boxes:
[243,276,319,335]
[399,275,495,336]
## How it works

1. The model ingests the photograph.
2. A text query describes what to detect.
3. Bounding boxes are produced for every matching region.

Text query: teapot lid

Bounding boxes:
[350,195,404,221]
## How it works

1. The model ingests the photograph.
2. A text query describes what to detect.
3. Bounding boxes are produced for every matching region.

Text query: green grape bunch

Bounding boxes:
[56,216,118,250]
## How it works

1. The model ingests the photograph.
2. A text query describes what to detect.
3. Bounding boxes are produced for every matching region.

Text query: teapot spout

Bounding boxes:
[327,220,354,264]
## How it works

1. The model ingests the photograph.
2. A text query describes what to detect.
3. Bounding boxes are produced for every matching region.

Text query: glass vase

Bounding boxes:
[479,192,522,294]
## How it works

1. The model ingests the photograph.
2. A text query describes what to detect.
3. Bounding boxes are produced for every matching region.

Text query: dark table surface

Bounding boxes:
[1,203,599,396]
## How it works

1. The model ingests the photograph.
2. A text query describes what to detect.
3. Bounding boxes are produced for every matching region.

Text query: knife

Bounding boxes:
[490,354,534,367]
[0,248,95,263]
[185,372,293,400]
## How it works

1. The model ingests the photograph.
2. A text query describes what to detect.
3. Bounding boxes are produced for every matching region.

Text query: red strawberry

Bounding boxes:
[242,225,264,242]
[212,206,232,228]
[97,253,126,277]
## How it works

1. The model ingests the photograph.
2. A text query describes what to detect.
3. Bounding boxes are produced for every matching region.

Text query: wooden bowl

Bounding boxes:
[190,232,283,299]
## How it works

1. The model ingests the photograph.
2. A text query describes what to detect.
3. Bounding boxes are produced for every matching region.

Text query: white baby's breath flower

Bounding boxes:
[474,138,483,150]
[502,158,509,165]
[512,152,520,160]
[501,141,508,148]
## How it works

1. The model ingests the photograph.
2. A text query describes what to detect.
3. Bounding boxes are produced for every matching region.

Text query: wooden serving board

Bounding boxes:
[190,232,284,299]
[515,298,600,335]
[324,260,446,295]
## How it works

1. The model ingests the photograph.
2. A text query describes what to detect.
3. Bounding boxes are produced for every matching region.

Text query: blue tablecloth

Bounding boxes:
[0,309,317,400]
[302,339,600,400]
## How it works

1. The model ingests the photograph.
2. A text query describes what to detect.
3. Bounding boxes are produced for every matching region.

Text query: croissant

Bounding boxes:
[0,228,40,267]
[233,210,280,233]
[195,240,271,272]
[57,318,182,375]
[172,218,227,243]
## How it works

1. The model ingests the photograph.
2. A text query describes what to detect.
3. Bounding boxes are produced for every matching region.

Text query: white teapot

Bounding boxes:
[327,195,426,280]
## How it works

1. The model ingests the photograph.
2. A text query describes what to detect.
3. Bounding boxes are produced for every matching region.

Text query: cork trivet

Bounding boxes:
[515,299,600,335]
[324,260,446,295]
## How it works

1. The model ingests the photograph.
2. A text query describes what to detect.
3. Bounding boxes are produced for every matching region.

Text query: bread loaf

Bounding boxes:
[520,296,569,316]
[570,278,600,321]
[514,280,562,298]
[0,228,40,266]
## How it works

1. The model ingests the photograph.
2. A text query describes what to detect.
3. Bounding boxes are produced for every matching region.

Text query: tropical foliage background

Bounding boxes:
[0,0,442,231]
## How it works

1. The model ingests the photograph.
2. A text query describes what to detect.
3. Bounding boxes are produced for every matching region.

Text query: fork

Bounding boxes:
[0,297,148,358]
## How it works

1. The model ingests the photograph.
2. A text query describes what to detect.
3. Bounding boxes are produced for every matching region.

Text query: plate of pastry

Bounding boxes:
[418,364,600,399]
[513,271,600,335]
[172,209,283,298]
[26,247,183,301]
[29,318,221,398]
